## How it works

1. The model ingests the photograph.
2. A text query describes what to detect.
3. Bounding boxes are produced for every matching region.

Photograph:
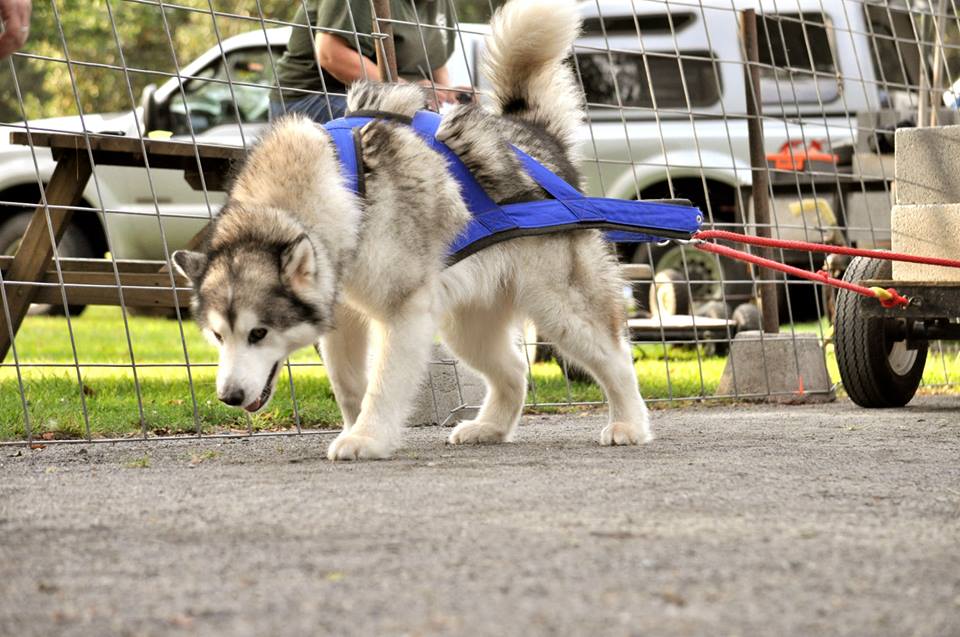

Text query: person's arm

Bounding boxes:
[316,32,381,84]
[0,0,31,59]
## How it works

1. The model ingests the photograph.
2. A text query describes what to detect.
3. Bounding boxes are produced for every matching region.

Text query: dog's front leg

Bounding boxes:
[327,290,435,461]
[319,304,369,430]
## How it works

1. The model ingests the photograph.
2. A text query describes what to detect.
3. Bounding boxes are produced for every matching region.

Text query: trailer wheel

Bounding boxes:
[834,257,927,408]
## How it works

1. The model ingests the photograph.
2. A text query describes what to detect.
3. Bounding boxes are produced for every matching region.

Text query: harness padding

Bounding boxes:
[323,110,703,264]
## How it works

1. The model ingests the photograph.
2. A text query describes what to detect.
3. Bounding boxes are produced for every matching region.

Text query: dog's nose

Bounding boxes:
[220,389,245,407]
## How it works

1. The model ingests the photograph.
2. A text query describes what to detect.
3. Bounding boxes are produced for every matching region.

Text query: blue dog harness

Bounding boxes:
[323,110,702,264]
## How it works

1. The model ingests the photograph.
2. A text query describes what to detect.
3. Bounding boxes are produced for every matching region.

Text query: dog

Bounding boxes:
[172,0,652,460]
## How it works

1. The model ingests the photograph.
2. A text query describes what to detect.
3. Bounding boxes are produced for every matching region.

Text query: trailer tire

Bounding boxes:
[834,257,927,408]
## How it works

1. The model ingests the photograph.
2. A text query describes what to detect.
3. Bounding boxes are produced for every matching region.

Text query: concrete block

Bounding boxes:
[408,343,486,426]
[895,125,960,205]
[716,331,835,403]
[891,204,960,282]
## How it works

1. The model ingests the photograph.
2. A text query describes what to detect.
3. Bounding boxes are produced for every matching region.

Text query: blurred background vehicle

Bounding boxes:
[0,0,949,321]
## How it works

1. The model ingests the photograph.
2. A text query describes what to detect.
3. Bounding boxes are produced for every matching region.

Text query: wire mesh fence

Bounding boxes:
[1,0,958,445]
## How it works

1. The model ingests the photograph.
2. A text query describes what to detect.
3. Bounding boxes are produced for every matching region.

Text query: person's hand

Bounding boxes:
[414,79,475,110]
[0,0,31,59]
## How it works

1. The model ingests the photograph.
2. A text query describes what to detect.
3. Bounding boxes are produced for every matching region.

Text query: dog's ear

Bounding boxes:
[280,235,317,293]
[172,250,207,286]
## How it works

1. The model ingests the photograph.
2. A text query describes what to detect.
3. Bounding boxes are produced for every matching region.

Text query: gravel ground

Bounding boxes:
[1,397,959,637]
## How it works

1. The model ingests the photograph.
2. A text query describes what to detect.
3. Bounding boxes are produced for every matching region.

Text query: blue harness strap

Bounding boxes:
[323,110,703,264]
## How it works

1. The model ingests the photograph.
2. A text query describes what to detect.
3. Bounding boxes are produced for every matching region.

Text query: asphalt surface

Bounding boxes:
[1,397,959,637]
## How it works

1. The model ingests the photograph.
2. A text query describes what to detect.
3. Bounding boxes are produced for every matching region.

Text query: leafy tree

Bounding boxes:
[453,0,504,23]
[1,1,502,122]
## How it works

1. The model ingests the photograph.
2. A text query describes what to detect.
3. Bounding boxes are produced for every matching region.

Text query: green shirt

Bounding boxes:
[273,0,457,102]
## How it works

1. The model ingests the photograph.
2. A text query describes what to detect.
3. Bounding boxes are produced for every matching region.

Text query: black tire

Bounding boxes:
[0,211,96,316]
[557,356,593,385]
[695,300,731,356]
[732,302,761,332]
[834,257,927,408]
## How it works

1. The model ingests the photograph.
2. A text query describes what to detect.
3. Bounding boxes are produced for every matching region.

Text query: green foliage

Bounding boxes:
[0,0,297,122]
[0,307,957,441]
[454,0,504,23]
[0,1,502,123]
[0,306,723,440]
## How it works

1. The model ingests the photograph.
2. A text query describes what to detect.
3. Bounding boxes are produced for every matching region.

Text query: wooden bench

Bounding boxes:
[0,130,245,362]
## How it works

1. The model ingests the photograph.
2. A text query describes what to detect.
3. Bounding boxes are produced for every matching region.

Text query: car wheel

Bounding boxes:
[0,211,95,316]
[834,257,927,408]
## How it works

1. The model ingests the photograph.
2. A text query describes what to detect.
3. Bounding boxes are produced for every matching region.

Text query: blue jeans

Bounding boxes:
[269,94,348,124]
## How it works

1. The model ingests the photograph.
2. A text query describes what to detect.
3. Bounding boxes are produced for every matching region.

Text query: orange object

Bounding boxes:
[767,140,838,171]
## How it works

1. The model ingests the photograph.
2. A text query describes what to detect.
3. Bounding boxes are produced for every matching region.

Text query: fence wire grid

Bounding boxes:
[1,0,958,445]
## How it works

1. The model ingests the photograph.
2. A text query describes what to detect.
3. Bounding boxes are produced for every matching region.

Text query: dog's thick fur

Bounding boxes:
[173,0,651,460]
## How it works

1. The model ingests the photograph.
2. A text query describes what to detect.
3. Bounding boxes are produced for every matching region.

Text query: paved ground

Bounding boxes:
[1,397,958,637]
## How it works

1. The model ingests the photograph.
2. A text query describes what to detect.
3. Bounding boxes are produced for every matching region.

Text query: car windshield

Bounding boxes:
[168,47,282,135]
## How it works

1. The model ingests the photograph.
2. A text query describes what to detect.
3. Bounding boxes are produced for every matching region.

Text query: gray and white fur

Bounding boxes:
[174,0,651,460]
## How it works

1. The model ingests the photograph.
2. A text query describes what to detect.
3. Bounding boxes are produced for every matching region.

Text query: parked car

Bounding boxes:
[0,0,923,316]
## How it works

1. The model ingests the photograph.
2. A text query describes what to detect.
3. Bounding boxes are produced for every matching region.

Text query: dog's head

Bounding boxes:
[173,228,334,413]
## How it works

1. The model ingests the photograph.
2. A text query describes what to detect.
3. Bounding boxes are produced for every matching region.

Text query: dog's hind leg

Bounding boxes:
[318,304,369,429]
[528,285,652,446]
[440,298,528,444]
[541,311,651,445]
[327,288,436,461]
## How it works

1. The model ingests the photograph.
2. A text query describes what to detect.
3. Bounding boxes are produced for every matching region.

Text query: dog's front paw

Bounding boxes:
[448,420,511,445]
[327,431,393,461]
[599,421,653,446]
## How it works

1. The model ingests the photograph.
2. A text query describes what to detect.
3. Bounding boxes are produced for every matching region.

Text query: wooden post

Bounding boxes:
[371,0,399,82]
[741,9,779,334]
[0,150,93,361]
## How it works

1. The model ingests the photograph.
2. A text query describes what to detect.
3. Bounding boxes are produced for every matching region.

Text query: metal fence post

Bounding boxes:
[741,8,779,334]
[372,0,399,82]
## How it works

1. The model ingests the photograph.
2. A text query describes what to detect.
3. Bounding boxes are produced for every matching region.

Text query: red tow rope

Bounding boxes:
[690,230,960,309]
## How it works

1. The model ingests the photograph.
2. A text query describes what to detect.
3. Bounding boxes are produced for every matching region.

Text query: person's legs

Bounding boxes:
[268,93,348,124]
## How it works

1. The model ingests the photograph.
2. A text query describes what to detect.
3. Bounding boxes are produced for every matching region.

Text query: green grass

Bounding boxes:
[1,308,957,441]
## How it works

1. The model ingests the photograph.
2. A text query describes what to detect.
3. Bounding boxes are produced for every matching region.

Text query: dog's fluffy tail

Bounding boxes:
[346,80,427,117]
[482,0,583,148]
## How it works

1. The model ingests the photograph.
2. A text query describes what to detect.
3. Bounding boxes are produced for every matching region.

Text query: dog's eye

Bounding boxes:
[212,331,223,344]
[248,328,268,344]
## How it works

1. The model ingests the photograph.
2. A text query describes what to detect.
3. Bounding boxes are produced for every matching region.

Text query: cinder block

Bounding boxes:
[895,125,960,205]
[716,332,834,403]
[408,343,486,426]
[891,204,960,282]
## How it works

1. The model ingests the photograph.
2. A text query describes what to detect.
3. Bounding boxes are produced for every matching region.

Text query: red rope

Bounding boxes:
[692,234,911,308]
[694,229,960,270]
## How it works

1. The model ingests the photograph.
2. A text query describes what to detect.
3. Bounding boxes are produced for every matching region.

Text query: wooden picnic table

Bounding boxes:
[0,130,246,362]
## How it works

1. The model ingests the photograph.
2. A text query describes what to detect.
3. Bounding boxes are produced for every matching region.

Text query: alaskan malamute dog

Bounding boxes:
[173,0,652,460]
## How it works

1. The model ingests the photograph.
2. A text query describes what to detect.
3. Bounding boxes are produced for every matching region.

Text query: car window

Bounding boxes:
[756,13,839,106]
[168,46,282,135]
[576,49,721,110]
[865,6,923,96]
